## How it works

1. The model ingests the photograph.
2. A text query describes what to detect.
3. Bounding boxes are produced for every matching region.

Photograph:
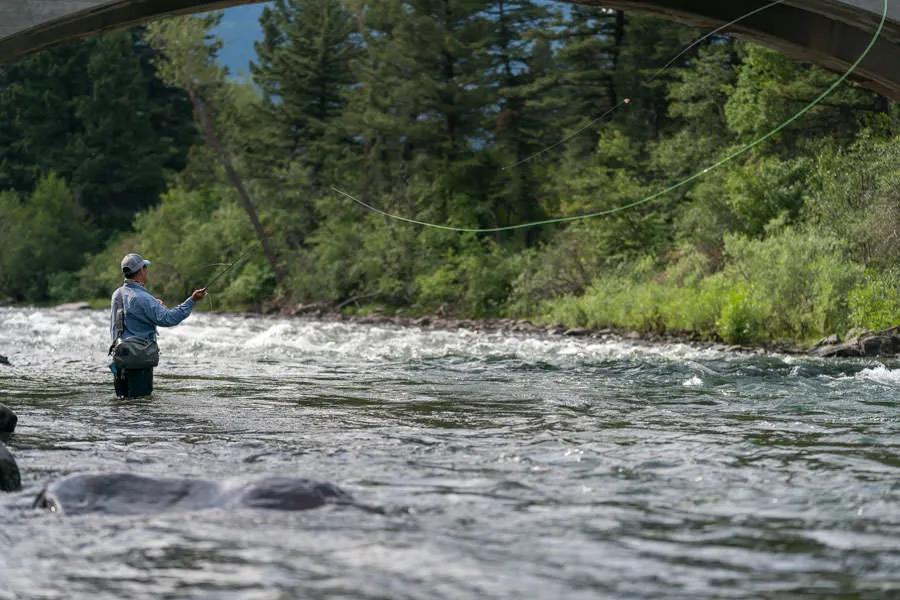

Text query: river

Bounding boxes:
[0,307,898,598]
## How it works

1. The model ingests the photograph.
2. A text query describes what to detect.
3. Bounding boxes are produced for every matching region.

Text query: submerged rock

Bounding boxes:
[34,473,352,516]
[0,441,21,492]
[0,403,16,433]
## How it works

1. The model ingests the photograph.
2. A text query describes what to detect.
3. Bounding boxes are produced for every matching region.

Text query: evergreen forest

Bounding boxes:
[1,0,898,346]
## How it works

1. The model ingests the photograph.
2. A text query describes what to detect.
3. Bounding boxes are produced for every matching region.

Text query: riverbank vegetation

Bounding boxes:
[1,0,897,346]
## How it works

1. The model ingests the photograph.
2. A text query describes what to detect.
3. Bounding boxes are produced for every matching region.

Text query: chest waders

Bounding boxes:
[111,286,155,399]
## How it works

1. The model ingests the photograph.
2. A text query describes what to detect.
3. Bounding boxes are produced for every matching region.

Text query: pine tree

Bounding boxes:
[0,30,194,233]
[344,0,491,207]
[251,0,359,184]
[482,0,555,237]
[529,6,626,161]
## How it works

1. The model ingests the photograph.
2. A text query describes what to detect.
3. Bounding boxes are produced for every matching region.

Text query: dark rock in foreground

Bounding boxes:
[0,441,21,492]
[811,326,900,358]
[34,473,352,516]
[0,354,9,366]
[0,403,17,433]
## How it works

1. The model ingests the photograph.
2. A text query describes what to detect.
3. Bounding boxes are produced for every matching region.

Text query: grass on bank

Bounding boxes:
[539,227,899,345]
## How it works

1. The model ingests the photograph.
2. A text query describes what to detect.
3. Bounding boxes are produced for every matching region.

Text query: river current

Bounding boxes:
[0,307,897,599]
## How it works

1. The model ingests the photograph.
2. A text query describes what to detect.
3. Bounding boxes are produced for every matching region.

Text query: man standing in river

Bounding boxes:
[109,253,206,398]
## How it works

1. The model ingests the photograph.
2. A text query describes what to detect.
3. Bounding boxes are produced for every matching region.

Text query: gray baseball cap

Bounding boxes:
[121,253,151,277]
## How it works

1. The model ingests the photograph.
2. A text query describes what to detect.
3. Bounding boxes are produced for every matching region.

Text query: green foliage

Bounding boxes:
[804,134,900,269]
[77,186,269,310]
[220,261,276,307]
[0,174,95,301]
[415,238,520,316]
[543,228,867,343]
[0,29,193,233]
[507,223,627,315]
[5,3,897,350]
[724,44,877,145]
[723,155,811,236]
[848,270,900,331]
[72,232,141,301]
[284,213,366,303]
[542,254,725,336]
[720,227,864,341]
[251,0,358,184]
[144,14,225,90]
[716,288,763,344]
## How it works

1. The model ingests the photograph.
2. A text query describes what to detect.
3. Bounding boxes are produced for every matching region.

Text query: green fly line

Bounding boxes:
[333,0,888,234]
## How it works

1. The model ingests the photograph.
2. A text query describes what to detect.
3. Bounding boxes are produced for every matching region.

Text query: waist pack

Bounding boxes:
[111,337,159,369]
[109,286,159,370]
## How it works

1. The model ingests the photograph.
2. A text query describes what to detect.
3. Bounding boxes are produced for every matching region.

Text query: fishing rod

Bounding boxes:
[201,245,255,292]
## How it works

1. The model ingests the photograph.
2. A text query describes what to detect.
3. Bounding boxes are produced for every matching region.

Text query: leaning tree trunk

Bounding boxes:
[187,88,286,285]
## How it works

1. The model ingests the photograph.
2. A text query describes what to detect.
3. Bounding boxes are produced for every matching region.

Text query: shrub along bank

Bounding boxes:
[0,5,897,348]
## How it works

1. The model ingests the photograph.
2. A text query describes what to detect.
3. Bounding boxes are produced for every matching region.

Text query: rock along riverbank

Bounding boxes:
[283,303,900,359]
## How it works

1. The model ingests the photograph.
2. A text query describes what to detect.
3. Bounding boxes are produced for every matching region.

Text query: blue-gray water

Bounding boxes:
[1,307,898,599]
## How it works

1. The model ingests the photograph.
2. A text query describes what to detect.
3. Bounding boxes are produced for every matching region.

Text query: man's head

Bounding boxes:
[121,253,151,283]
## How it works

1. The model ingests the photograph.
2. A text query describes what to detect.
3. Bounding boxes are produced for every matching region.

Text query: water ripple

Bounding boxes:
[0,308,897,598]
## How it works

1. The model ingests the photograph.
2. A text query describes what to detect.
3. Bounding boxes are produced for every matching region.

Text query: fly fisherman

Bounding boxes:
[109,253,207,398]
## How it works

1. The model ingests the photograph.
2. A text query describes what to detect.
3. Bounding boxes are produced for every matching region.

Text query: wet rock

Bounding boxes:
[563,328,591,337]
[428,318,450,330]
[0,404,16,433]
[811,342,864,358]
[34,473,352,516]
[860,334,899,356]
[511,322,540,334]
[812,334,841,349]
[844,327,870,345]
[0,441,21,492]
[291,302,329,316]
[0,354,9,366]
[54,302,92,311]
[811,326,899,358]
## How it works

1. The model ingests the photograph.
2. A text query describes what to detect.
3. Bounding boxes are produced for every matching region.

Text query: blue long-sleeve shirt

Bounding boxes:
[109,282,195,343]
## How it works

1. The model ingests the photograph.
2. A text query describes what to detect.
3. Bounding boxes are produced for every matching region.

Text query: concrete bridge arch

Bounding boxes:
[1,0,899,99]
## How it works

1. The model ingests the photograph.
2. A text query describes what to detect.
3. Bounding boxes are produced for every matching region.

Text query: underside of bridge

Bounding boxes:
[1,0,899,99]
